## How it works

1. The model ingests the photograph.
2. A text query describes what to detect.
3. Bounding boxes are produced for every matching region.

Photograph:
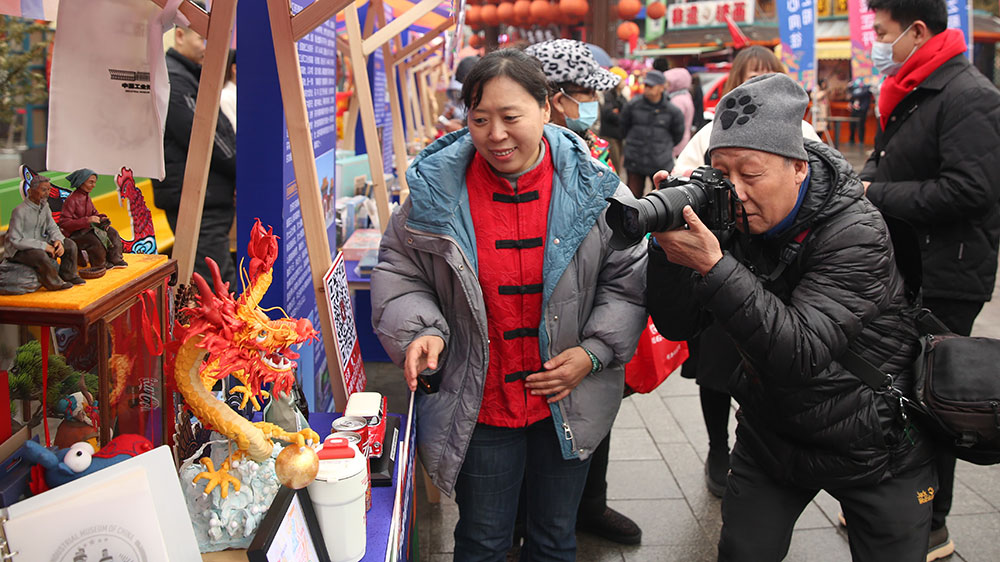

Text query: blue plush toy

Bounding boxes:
[22,435,153,492]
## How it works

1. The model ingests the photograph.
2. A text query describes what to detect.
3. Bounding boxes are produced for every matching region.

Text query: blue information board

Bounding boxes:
[237,1,338,412]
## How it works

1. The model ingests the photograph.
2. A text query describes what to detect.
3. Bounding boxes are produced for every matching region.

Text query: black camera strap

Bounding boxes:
[760,229,811,284]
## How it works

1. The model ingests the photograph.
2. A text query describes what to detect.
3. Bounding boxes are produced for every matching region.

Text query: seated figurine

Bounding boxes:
[58,168,127,270]
[3,176,85,291]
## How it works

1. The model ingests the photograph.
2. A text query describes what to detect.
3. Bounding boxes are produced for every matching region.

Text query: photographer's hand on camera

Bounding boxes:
[653,206,724,276]
[524,346,592,403]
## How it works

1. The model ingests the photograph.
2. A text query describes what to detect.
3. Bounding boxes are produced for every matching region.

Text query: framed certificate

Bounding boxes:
[247,486,331,562]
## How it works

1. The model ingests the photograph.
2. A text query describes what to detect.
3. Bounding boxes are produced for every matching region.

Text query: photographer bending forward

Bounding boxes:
[647,73,935,561]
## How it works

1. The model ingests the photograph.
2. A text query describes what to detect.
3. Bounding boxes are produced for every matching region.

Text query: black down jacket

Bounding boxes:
[648,141,935,489]
[152,48,237,219]
[621,94,685,176]
[861,54,1000,303]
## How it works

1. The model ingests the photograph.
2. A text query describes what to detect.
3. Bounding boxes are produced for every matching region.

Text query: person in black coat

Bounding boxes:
[861,0,1000,557]
[647,74,935,561]
[599,70,628,174]
[153,21,238,287]
[621,70,685,198]
[847,79,873,145]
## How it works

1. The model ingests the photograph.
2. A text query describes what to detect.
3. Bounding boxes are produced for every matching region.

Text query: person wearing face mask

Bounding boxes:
[524,40,619,172]
[621,69,686,198]
[860,0,1000,558]
[522,39,643,546]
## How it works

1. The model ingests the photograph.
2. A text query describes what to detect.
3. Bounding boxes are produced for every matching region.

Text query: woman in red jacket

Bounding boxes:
[57,168,127,270]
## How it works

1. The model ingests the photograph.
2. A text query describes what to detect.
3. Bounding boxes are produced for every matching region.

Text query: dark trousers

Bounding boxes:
[10,239,79,290]
[579,432,611,515]
[626,172,655,199]
[922,297,984,531]
[70,227,124,268]
[167,206,236,288]
[719,442,935,562]
[453,420,591,562]
[849,110,867,145]
[701,386,732,452]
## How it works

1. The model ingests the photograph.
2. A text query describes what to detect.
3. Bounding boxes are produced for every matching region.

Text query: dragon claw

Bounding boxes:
[193,457,242,498]
[229,386,263,411]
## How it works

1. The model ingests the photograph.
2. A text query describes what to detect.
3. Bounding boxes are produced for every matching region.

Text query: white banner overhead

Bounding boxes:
[666,0,756,30]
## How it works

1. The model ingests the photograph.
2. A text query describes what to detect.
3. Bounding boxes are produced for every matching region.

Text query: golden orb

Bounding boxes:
[274,444,319,489]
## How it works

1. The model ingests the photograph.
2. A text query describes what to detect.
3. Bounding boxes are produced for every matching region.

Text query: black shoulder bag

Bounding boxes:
[841,309,1000,466]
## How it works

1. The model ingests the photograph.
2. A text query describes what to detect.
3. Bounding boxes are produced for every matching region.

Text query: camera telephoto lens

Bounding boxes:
[605,166,733,250]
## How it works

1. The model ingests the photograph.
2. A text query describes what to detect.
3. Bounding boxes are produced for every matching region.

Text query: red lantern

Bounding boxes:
[466,4,482,25]
[469,34,484,49]
[481,4,500,26]
[513,0,532,21]
[616,20,639,40]
[529,0,550,22]
[547,1,562,22]
[497,1,515,23]
[646,1,666,19]
[568,0,589,16]
[617,0,642,19]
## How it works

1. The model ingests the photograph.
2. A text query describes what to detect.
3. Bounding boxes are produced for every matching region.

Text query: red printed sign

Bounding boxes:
[668,0,755,29]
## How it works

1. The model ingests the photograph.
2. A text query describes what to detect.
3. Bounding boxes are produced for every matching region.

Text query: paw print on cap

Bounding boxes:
[719,91,760,130]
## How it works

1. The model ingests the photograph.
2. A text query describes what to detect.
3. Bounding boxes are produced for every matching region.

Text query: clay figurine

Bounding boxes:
[58,169,127,270]
[2,175,85,291]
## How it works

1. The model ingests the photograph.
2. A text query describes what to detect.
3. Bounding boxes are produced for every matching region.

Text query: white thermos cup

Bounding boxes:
[308,435,368,562]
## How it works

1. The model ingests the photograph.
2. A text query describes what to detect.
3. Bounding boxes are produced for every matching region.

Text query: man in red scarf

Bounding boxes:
[861,0,1000,560]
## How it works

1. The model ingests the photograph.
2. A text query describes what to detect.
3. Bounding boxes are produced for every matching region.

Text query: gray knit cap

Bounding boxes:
[708,73,809,161]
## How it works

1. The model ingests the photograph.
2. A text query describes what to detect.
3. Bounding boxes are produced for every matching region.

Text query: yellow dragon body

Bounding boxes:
[172,221,319,497]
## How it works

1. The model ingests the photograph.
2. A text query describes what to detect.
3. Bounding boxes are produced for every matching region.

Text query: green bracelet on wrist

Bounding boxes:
[581,345,602,374]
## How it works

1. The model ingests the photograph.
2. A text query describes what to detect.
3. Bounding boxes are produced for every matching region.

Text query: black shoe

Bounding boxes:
[111,260,128,268]
[928,525,955,561]
[705,448,729,498]
[577,506,642,545]
[66,276,86,285]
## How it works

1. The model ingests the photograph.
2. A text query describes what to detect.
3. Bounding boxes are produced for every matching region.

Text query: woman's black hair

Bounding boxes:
[461,48,549,111]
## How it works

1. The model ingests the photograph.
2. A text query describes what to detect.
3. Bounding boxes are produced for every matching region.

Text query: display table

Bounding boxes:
[201,410,415,562]
[0,254,176,445]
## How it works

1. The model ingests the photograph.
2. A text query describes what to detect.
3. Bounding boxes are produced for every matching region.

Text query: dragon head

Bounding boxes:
[175,220,318,397]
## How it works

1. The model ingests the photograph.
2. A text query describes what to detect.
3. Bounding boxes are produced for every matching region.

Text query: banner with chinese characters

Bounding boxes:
[946,0,972,59]
[667,0,755,30]
[848,0,877,85]
[778,0,817,91]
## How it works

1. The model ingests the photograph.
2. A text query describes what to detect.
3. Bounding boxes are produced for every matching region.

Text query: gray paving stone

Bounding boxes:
[610,427,662,461]
[656,370,700,398]
[575,533,625,562]
[621,543,716,561]
[793,501,832,530]
[428,501,459,555]
[613,397,645,429]
[607,499,709,547]
[630,392,686,444]
[606,459,683,500]
[655,442,723,525]
[950,479,998,516]
[943,512,1000,562]
[955,462,1000,511]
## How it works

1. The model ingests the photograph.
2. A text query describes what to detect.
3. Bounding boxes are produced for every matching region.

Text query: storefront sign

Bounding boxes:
[322,253,367,399]
[667,0,755,30]
[946,0,972,59]
[778,0,817,91]
[848,0,877,85]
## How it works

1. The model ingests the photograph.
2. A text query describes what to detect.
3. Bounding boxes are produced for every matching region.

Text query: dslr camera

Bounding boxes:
[605,166,738,250]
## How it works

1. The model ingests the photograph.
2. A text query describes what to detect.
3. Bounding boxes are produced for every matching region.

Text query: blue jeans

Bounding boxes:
[453,420,592,562]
